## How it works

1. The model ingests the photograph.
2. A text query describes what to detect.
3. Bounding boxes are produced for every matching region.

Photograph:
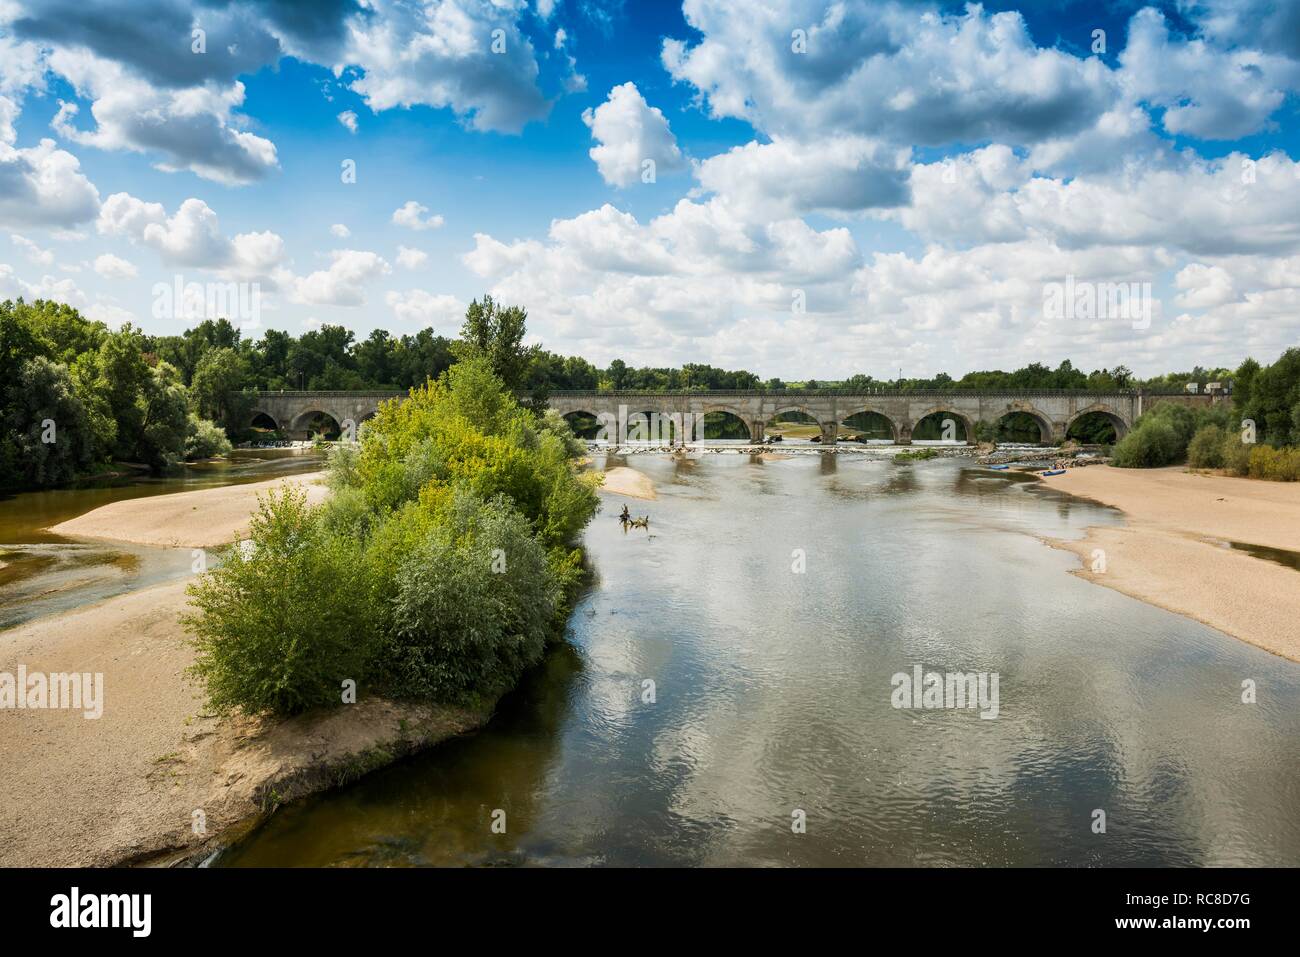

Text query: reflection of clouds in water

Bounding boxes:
[593,457,1300,865]
[229,455,1300,866]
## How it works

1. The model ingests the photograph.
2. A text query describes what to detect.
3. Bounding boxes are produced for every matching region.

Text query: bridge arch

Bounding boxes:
[994,404,1055,444]
[1066,404,1129,442]
[559,409,602,439]
[766,405,837,443]
[840,407,900,442]
[249,409,280,432]
[699,404,756,441]
[911,406,975,444]
[291,408,344,439]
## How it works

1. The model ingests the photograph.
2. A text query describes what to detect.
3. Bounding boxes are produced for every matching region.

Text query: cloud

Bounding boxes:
[462,197,861,364]
[1175,263,1235,309]
[894,149,1300,258]
[337,109,358,133]
[339,0,550,133]
[10,0,282,89]
[581,82,685,187]
[1119,7,1300,140]
[662,1,1119,147]
[92,251,137,279]
[289,249,390,306]
[0,137,102,228]
[96,192,287,276]
[695,135,909,219]
[330,223,351,238]
[0,262,86,306]
[97,193,228,266]
[0,95,17,143]
[385,288,464,324]
[10,232,52,265]
[1182,0,1300,61]
[396,245,428,269]
[392,200,444,231]
[48,53,279,185]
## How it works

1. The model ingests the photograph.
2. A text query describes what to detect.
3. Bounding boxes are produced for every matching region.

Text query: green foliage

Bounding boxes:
[1221,432,1253,476]
[1,357,97,488]
[380,489,562,703]
[186,352,599,716]
[896,448,939,461]
[184,413,233,460]
[1186,424,1226,469]
[191,346,254,436]
[1113,400,1232,468]
[1236,348,1300,446]
[1113,419,1181,468]
[456,294,538,397]
[1247,444,1300,481]
[354,356,600,550]
[184,488,378,716]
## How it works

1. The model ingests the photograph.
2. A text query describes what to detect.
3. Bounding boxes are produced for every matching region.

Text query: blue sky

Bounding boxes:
[2,0,1299,379]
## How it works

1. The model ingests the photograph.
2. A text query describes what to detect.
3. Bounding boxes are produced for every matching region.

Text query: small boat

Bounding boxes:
[1041,469,1066,476]
[988,464,1010,470]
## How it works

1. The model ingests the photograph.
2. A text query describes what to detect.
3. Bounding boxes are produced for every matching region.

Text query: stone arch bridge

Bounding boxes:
[544,390,1161,445]
[245,389,1195,444]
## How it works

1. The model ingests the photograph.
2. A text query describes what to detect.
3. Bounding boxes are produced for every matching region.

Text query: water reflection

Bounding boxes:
[223,453,1300,867]
[0,448,325,630]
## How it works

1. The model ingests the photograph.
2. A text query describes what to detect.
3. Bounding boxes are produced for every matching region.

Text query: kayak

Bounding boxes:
[1041,469,1066,476]
[989,464,1010,470]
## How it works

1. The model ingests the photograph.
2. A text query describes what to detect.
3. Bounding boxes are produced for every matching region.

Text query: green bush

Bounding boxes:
[1112,401,1232,468]
[184,488,378,716]
[1220,433,1252,475]
[1186,424,1225,469]
[1112,419,1181,467]
[380,490,561,703]
[896,448,939,461]
[1247,444,1300,481]
[184,413,232,460]
[184,355,599,716]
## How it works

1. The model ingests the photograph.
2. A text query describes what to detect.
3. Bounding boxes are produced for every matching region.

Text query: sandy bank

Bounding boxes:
[48,472,329,548]
[0,579,488,866]
[599,466,656,500]
[1045,465,1300,662]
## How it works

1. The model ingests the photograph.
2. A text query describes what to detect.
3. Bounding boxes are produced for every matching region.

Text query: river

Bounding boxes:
[0,449,324,631]
[210,452,1300,867]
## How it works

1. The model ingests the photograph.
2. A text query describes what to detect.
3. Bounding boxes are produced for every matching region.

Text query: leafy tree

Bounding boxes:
[184,488,378,716]
[2,357,97,488]
[456,295,538,396]
[191,346,254,435]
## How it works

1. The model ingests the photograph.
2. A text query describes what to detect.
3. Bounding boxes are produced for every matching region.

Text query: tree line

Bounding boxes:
[4,292,1296,490]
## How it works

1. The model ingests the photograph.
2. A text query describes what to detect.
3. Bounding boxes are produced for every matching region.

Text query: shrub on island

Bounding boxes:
[185,356,600,716]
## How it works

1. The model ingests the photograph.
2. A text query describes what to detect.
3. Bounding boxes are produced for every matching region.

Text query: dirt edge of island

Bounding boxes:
[0,475,497,868]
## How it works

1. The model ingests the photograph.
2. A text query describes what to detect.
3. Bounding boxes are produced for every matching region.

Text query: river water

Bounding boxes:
[214,452,1300,867]
[0,449,324,630]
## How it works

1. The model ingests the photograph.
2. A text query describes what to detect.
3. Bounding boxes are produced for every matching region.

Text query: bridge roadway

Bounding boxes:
[245,388,1217,445]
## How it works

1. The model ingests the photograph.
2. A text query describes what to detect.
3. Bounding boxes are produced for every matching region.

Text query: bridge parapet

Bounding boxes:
[245,388,1185,445]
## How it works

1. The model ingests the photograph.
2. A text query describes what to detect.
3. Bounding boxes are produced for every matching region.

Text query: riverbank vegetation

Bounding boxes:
[1,299,230,492]
[6,288,1298,489]
[1113,349,1300,479]
[183,346,600,716]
